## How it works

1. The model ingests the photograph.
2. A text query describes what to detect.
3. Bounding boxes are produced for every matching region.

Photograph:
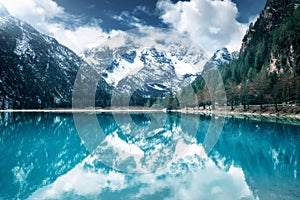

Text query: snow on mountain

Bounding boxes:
[83,31,208,97]
[202,47,233,73]
[231,51,239,60]
[0,4,110,109]
[210,47,232,65]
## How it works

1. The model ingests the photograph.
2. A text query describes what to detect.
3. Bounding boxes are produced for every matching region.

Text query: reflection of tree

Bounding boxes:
[96,112,196,173]
[212,117,300,200]
[0,112,87,199]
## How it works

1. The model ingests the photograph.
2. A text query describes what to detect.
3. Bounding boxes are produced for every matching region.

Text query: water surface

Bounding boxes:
[0,112,299,199]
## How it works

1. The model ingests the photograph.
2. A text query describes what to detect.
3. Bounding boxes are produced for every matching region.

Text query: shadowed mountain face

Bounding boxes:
[231,0,300,104]
[0,5,111,109]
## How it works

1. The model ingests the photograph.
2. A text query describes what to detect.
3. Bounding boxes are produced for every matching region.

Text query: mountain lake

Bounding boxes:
[0,112,299,200]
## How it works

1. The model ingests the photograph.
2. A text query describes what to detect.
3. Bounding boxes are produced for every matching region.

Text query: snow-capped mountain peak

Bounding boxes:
[211,47,232,65]
[84,33,208,97]
[202,47,234,73]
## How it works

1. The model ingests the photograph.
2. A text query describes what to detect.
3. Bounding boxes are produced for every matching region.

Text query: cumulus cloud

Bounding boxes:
[0,0,254,56]
[156,0,249,54]
[0,0,117,54]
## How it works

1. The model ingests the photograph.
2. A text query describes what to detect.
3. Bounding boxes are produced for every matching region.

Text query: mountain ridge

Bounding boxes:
[1,1,299,110]
[191,0,300,111]
[83,33,209,103]
[220,0,299,109]
[0,6,111,109]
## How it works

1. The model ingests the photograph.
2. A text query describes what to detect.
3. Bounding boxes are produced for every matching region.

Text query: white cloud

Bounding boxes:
[112,10,145,29]
[156,0,249,54]
[0,0,116,54]
[133,5,151,15]
[0,0,253,56]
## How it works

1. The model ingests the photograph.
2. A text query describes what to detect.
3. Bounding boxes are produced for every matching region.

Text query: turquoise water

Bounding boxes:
[0,112,299,200]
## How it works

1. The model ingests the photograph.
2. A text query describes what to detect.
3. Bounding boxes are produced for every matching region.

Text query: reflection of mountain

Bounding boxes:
[208,117,300,199]
[2,112,299,199]
[0,112,88,199]
[94,112,202,173]
[27,113,255,200]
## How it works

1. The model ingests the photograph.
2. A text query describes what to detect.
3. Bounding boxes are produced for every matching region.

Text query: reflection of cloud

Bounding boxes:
[28,158,128,199]
[156,0,250,54]
[169,163,254,200]
[0,0,118,54]
[136,160,254,200]
[29,141,255,200]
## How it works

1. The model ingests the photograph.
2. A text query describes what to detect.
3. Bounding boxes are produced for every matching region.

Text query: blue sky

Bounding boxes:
[52,0,266,30]
[0,0,266,55]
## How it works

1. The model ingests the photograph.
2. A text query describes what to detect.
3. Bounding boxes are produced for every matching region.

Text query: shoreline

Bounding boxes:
[0,108,167,113]
[178,108,300,119]
[178,108,300,125]
[1,107,299,126]
[0,106,300,119]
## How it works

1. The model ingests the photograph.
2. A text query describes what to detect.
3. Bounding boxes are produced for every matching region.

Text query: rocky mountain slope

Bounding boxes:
[0,4,110,109]
[3,0,298,110]
[193,0,300,109]
[240,0,300,75]
[228,0,300,107]
[0,2,235,109]
[83,33,208,103]
[202,47,234,73]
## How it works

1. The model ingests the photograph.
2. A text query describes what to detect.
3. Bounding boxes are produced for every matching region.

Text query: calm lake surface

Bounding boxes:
[0,112,299,200]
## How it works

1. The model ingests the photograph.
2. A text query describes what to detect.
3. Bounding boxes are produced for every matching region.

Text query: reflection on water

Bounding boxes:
[0,112,299,199]
[211,117,300,200]
[0,112,88,199]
